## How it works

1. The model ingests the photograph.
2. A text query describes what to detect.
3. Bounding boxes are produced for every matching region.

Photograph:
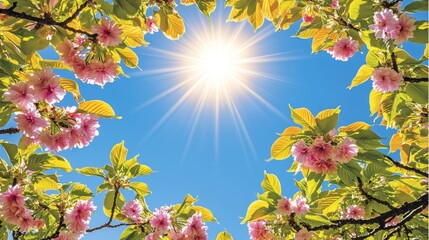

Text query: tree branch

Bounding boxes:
[391,52,399,72]
[0,127,19,135]
[61,0,93,25]
[309,193,428,231]
[0,2,97,40]
[335,17,360,32]
[382,0,400,8]
[357,177,393,209]
[384,154,429,177]
[86,187,120,233]
[403,77,428,83]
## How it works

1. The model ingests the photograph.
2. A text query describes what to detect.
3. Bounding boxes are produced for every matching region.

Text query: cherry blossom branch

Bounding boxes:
[335,17,360,32]
[382,0,400,8]
[0,127,19,135]
[357,177,393,209]
[41,213,65,240]
[403,77,429,83]
[390,52,428,82]
[86,187,120,232]
[0,2,97,40]
[288,213,301,231]
[383,154,429,177]
[61,0,94,25]
[308,193,428,232]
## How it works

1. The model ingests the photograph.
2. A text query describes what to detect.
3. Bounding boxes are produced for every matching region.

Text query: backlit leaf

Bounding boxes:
[315,107,340,134]
[216,230,233,240]
[261,172,282,195]
[110,140,128,168]
[348,64,374,89]
[241,200,274,223]
[78,100,121,118]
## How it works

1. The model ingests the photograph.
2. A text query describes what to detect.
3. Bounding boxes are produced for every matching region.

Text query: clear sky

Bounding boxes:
[1,1,426,239]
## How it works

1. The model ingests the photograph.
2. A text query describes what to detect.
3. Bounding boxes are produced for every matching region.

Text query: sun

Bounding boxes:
[136,15,288,158]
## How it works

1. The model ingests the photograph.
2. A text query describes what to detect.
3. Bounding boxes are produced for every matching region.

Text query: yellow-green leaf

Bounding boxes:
[289,105,317,131]
[104,190,125,218]
[129,182,151,196]
[60,78,82,100]
[216,230,233,240]
[270,136,295,160]
[78,100,121,119]
[156,11,185,40]
[261,0,279,22]
[348,64,374,89]
[261,172,282,195]
[315,107,340,134]
[116,47,139,68]
[338,122,371,132]
[279,126,301,136]
[247,0,264,30]
[369,89,383,116]
[122,25,149,47]
[110,140,128,168]
[192,206,217,222]
[312,28,331,53]
[389,132,402,153]
[241,200,273,223]
[27,153,72,172]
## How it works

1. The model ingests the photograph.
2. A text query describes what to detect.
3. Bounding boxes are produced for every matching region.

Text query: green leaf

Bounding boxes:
[27,153,72,172]
[349,129,385,149]
[120,226,144,240]
[78,100,121,119]
[403,0,428,13]
[404,82,428,104]
[241,200,274,223]
[0,141,19,165]
[113,0,141,15]
[69,183,93,199]
[110,140,128,169]
[394,48,421,65]
[216,230,233,240]
[289,105,317,132]
[116,47,139,68]
[302,212,332,226]
[295,19,322,39]
[306,172,325,201]
[337,161,361,186]
[104,190,125,218]
[129,164,153,177]
[76,167,105,178]
[97,182,113,193]
[315,107,341,134]
[33,175,59,190]
[128,182,151,196]
[348,0,373,21]
[0,103,12,128]
[410,21,428,44]
[261,172,282,195]
[192,206,217,222]
[348,65,374,89]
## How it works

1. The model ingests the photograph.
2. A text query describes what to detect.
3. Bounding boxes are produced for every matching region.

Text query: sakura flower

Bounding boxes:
[69,113,99,148]
[182,213,208,239]
[346,205,365,220]
[56,40,78,65]
[371,67,403,93]
[295,228,314,240]
[64,200,96,233]
[150,207,171,234]
[393,14,416,45]
[15,109,49,138]
[39,132,70,152]
[71,57,91,81]
[3,81,36,109]
[17,209,43,232]
[145,233,160,240]
[332,138,358,163]
[0,185,26,211]
[331,0,340,10]
[54,231,83,240]
[145,16,159,34]
[123,200,143,223]
[28,68,65,104]
[87,57,118,86]
[292,140,311,164]
[369,9,399,41]
[302,13,315,23]
[248,220,274,240]
[291,196,309,216]
[276,197,292,216]
[305,155,337,174]
[310,137,333,160]
[327,37,359,61]
[92,17,122,47]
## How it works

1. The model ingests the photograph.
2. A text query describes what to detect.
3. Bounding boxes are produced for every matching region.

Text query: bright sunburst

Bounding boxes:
[136,15,289,159]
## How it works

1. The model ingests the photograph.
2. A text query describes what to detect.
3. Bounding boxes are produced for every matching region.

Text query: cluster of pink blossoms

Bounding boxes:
[327,37,359,61]
[295,228,314,240]
[54,200,97,240]
[56,39,119,86]
[341,205,366,220]
[3,68,100,152]
[369,9,416,45]
[277,196,310,217]
[248,220,274,240]
[123,199,144,223]
[0,185,45,232]
[167,212,208,240]
[371,67,403,93]
[291,136,359,174]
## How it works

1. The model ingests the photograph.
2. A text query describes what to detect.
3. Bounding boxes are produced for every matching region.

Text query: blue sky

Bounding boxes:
[1,1,427,239]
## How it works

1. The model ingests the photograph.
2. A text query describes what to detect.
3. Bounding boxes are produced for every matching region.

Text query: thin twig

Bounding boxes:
[403,77,428,83]
[357,177,393,209]
[86,187,119,232]
[0,127,19,135]
[384,154,429,177]
[336,17,360,32]
[61,0,93,25]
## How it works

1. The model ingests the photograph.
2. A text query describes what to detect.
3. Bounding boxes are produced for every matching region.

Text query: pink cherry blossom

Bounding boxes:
[310,137,333,160]
[56,40,78,65]
[393,14,416,45]
[371,67,403,93]
[39,131,70,152]
[182,213,208,239]
[17,209,42,232]
[69,113,99,148]
[295,228,314,240]
[0,185,25,210]
[150,207,171,234]
[248,220,274,240]
[369,9,399,41]
[92,17,122,47]
[146,16,159,34]
[331,0,340,10]
[145,233,160,240]
[28,68,65,104]
[291,196,309,216]
[276,197,292,216]
[3,81,36,109]
[15,109,49,138]
[87,57,118,86]
[346,205,365,220]
[327,37,359,61]
[123,200,143,223]
[305,155,337,174]
[64,200,96,233]
[53,231,83,240]
[292,140,311,164]
[302,13,315,23]
[332,138,358,163]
